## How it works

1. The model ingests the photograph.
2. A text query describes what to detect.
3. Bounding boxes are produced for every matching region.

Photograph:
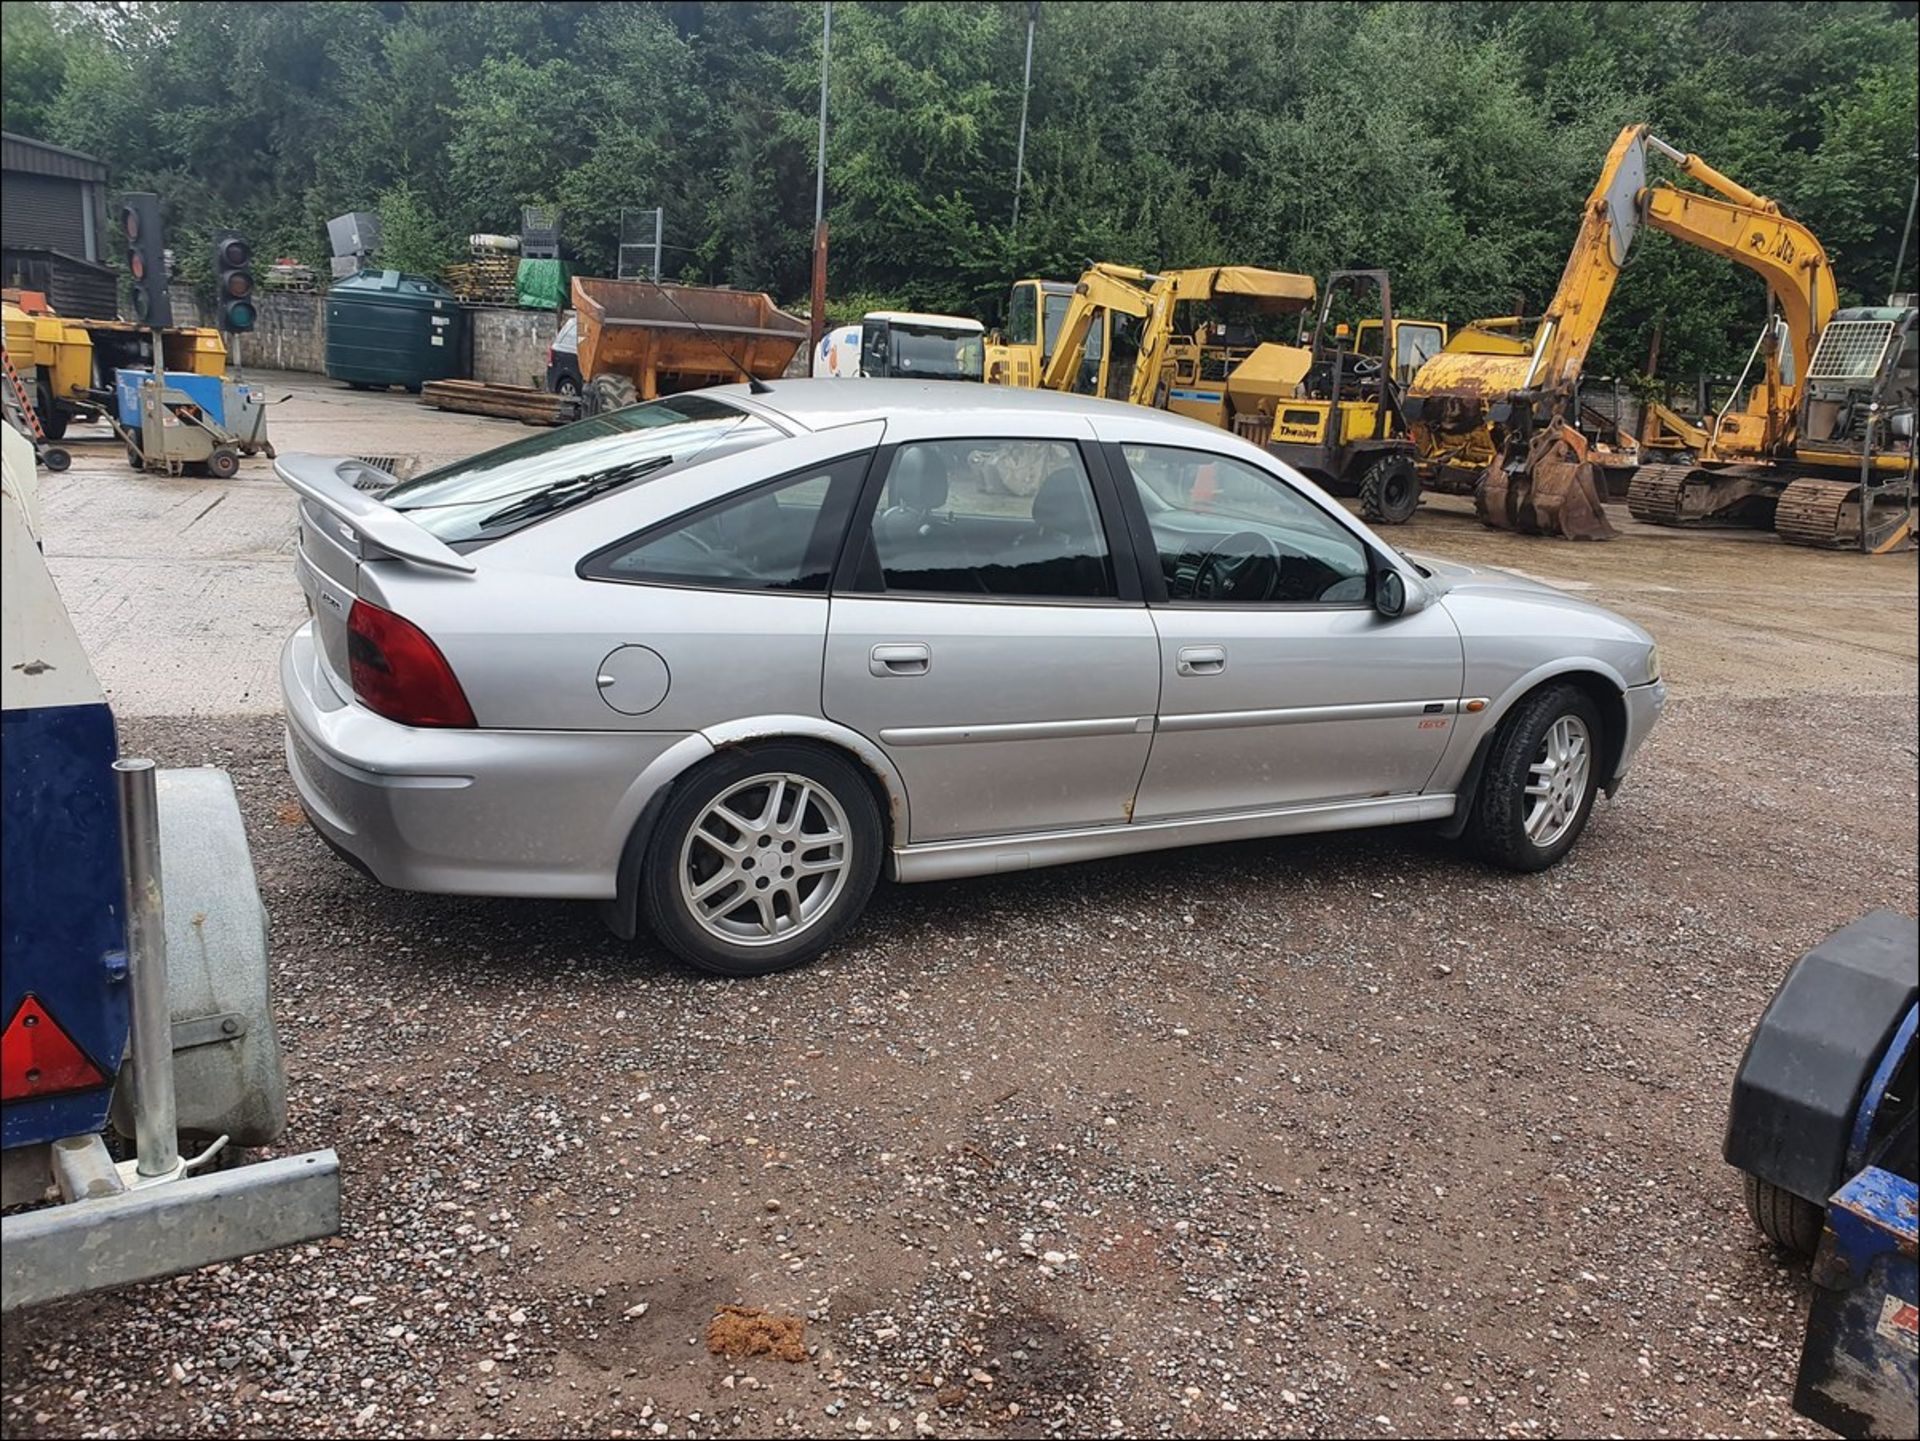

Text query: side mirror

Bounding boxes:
[1375,567,1406,618]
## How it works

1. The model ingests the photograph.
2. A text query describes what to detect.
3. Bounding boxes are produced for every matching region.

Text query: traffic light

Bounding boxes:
[119,192,172,329]
[213,230,256,332]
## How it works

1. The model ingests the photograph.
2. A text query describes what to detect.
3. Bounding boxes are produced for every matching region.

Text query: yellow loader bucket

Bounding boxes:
[1475,425,1616,540]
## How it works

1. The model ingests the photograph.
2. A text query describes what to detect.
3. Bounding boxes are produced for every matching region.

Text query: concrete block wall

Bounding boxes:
[469,306,559,389]
[167,283,557,386]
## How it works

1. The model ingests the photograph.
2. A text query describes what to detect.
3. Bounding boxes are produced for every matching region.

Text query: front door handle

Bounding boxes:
[870,642,931,677]
[1176,644,1227,676]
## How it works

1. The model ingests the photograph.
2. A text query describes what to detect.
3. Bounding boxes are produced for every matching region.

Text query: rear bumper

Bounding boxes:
[280,623,697,899]
[1609,679,1667,791]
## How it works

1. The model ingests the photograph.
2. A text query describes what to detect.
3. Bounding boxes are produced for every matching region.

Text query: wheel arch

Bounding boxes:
[1434,663,1629,839]
[598,715,909,940]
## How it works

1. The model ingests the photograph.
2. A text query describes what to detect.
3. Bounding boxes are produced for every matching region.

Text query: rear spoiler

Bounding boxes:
[274,455,476,575]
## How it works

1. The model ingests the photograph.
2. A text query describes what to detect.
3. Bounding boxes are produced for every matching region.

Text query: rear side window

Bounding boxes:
[856,439,1116,600]
[385,395,779,545]
[582,454,869,592]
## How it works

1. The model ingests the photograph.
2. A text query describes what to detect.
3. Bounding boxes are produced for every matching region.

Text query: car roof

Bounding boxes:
[714,377,1229,443]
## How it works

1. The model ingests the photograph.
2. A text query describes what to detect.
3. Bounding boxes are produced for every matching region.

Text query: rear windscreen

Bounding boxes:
[384,395,780,544]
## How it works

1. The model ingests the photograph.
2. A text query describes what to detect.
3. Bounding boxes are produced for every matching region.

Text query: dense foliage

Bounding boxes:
[3,0,1915,375]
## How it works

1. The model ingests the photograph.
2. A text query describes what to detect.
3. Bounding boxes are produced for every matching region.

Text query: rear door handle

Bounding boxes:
[870,643,931,677]
[1176,644,1227,676]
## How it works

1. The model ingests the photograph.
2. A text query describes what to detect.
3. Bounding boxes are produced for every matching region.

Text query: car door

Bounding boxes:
[1106,437,1463,820]
[823,422,1160,844]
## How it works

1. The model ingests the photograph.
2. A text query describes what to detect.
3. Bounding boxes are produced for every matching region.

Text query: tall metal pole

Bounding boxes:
[115,758,178,1180]
[809,1,833,374]
[1011,2,1038,238]
[653,206,664,283]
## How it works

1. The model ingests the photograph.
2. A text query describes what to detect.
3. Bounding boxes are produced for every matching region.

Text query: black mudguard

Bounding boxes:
[1724,910,1919,1204]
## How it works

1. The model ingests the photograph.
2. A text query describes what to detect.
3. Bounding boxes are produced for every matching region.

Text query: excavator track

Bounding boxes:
[1773,476,1915,552]
[1773,477,1857,548]
[1625,464,1698,525]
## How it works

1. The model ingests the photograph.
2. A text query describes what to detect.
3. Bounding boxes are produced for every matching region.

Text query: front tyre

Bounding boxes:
[1358,454,1420,525]
[1462,683,1604,871]
[641,744,882,976]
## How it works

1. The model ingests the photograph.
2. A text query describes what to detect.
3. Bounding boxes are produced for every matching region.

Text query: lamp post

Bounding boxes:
[809,1,832,373]
[1011,2,1038,239]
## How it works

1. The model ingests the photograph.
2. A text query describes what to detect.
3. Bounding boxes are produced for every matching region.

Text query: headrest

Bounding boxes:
[891,448,949,511]
[1031,468,1093,536]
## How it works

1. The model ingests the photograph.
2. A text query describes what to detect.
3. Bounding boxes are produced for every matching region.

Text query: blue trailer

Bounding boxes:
[0,422,337,1310]
[1726,910,1918,1439]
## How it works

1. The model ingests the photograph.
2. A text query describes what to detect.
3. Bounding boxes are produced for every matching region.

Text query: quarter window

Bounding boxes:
[1119,445,1371,605]
[859,440,1117,600]
[582,454,867,591]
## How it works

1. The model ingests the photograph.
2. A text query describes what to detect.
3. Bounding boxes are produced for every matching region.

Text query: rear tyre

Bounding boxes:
[641,743,882,977]
[1358,454,1420,525]
[1743,1172,1824,1257]
[206,446,241,479]
[585,373,639,416]
[1462,683,1603,871]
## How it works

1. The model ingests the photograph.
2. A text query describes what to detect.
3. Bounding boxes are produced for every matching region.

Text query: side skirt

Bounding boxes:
[889,793,1455,883]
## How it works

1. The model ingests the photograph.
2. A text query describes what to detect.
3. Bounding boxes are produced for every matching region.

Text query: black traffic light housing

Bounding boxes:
[119,192,172,329]
[213,230,256,333]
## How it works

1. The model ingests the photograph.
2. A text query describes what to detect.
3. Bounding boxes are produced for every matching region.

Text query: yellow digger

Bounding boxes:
[1405,123,1915,549]
[984,277,1086,388]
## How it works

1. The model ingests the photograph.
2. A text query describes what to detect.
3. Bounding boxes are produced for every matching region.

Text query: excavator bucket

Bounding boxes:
[1475,426,1616,540]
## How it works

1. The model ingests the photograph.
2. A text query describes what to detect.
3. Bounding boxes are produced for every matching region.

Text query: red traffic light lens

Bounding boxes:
[130,252,147,280]
[123,207,140,241]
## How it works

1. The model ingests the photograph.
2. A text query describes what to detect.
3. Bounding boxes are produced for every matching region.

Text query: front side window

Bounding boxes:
[859,440,1116,600]
[1041,292,1073,363]
[1119,445,1370,605]
[1395,323,1444,382]
[1007,285,1038,347]
[386,395,779,545]
[583,454,867,592]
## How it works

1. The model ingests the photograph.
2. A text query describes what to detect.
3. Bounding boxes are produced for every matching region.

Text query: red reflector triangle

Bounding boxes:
[1,995,109,1101]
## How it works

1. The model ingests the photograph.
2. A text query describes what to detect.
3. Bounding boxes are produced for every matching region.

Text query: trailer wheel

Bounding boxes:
[42,447,70,472]
[1359,455,1420,525]
[1742,1172,1824,1256]
[585,374,639,416]
[206,446,241,480]
[35,384,70,440]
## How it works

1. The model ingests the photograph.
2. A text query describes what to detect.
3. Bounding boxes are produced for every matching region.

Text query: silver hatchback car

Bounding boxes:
[280,381,1664,975]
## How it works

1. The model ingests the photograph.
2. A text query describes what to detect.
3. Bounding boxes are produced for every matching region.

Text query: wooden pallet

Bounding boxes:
[443,255,518,305]
[420,379,577,426]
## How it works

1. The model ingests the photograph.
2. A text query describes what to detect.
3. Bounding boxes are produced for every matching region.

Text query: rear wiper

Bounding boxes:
[476,455,673,531]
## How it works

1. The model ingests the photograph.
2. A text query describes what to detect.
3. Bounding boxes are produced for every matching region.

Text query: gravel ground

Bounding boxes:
[5,689,1915,1440]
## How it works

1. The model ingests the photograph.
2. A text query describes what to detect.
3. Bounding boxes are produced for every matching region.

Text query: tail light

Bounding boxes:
[2,995,109,1101]
[346,599,476,727]
[545,345,555,367]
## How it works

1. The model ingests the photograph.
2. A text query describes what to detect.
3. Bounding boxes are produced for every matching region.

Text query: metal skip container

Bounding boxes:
[571,276,807,403]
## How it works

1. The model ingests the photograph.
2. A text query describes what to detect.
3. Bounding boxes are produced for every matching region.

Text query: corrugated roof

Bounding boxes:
[1,131,108,183]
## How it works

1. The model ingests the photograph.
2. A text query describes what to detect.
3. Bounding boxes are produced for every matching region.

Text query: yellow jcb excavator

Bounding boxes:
[1405,123,1916,549]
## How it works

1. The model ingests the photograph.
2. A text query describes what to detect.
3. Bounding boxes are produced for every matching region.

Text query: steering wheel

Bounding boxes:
[1347,355,1383,379]
[1192,530,1281,602]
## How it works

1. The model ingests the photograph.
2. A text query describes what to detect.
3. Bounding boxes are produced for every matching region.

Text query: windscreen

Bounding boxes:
[882,323,985,381]
[383,395,779,544]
